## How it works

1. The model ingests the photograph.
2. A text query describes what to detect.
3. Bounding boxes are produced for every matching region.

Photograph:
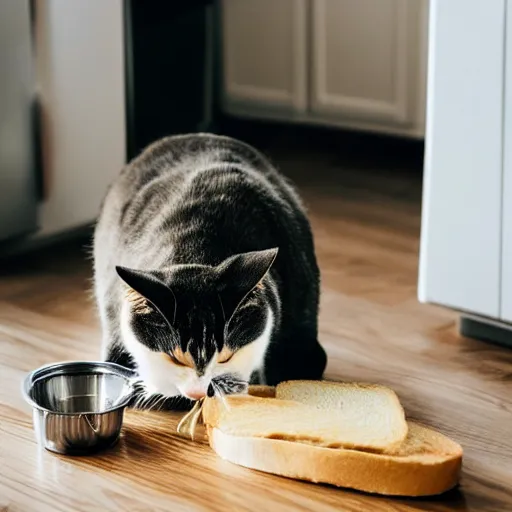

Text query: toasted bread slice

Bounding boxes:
[276,380,403,414]
[202,383,462,496]
[203,381,408,453]
[206,421,463,497]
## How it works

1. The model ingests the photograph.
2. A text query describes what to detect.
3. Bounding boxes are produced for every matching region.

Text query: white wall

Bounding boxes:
[501,2,512,323]
[34,0,126,236]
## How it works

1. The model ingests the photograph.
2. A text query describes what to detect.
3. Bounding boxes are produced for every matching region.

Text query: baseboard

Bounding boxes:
[460,314,512,349]
[0,224,94,263]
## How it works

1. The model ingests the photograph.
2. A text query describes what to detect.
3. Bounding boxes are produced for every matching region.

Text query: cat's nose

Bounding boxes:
[183,388,206,400]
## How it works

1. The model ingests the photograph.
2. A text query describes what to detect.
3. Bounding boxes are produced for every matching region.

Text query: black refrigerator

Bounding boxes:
[124,0,217,161]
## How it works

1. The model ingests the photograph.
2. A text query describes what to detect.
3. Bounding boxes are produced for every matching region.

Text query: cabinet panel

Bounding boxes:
[501,0,512,322]
[221,0,307,112]
[310,0,422,126]
[418,0,505,318]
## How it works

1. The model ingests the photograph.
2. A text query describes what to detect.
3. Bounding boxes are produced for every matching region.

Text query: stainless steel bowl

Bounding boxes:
[22,361,137,455]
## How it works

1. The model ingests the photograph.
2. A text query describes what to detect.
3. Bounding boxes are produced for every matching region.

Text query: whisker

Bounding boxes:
[151,395,162,411]
[154,394,168,411]
[217,293,226,322]
[148,394,163,410]
[212,380,231,412]
[137,393,149,410]
[139,389,157,410]
[146,395,158,411]
[133,391,147,409]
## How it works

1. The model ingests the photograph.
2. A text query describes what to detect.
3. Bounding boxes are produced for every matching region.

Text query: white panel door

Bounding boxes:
[418,0,505,318]
[310,0,424,127]
[501,0,512,322]
[221,0,307,113]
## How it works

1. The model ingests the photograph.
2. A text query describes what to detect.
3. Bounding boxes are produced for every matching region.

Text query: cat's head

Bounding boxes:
[115,248,279,402]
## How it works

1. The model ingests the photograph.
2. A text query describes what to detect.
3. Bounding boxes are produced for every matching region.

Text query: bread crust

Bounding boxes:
[207,424,462,497]
[247,385,276,398]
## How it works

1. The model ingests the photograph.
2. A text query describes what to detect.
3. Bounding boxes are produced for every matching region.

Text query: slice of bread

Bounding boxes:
[206,421,462,497]
[202,382,463,496]
[276,379,402,414]
[203,381,408,453]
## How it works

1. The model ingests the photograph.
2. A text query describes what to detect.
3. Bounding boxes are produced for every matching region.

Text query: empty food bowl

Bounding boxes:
[22,361,138,455]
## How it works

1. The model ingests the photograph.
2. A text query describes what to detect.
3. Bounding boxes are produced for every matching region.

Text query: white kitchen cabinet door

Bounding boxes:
[221,0,308,114]
[310,0,426,131]
[418,0,505,319]
[501,0,512,322]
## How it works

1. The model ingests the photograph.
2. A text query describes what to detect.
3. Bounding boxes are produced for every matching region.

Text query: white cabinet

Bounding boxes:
[310,0,425,132]
[220,0,428,138]
[221,0,308,114]
[419,0,512,334]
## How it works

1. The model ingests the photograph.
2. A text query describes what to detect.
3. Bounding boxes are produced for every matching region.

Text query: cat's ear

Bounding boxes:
[115,266,177,325]
[216,248,278,320]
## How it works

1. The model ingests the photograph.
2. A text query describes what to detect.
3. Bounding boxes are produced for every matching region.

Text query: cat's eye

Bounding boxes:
[168,353,185,366]
[165,348,194,368]
[218,349,234,364]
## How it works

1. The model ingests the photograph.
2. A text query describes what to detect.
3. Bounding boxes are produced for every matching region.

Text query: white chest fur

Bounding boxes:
[120,301,274,399]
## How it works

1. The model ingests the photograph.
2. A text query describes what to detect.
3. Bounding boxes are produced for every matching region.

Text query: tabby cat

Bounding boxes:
[93,133,327,409]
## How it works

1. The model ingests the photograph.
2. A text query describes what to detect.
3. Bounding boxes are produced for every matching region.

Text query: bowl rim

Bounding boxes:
[22,360,138,416]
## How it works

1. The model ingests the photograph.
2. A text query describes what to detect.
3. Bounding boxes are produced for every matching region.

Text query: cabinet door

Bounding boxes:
[221,0,307,114]
[310,0,426,130]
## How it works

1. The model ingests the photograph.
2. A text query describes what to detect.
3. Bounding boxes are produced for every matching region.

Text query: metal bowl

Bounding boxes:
[22,361,137,455]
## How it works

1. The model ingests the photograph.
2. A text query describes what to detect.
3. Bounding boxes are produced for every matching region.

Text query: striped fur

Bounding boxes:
[92,133,327,409]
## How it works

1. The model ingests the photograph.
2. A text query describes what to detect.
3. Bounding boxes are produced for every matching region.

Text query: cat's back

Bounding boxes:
[98,133,303,235]
[115,133,281,194]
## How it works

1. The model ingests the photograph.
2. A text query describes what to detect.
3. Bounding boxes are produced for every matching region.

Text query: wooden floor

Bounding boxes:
[1,130,511,511]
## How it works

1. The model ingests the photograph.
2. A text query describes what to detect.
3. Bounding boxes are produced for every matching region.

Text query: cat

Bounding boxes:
[92,133,327,410]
